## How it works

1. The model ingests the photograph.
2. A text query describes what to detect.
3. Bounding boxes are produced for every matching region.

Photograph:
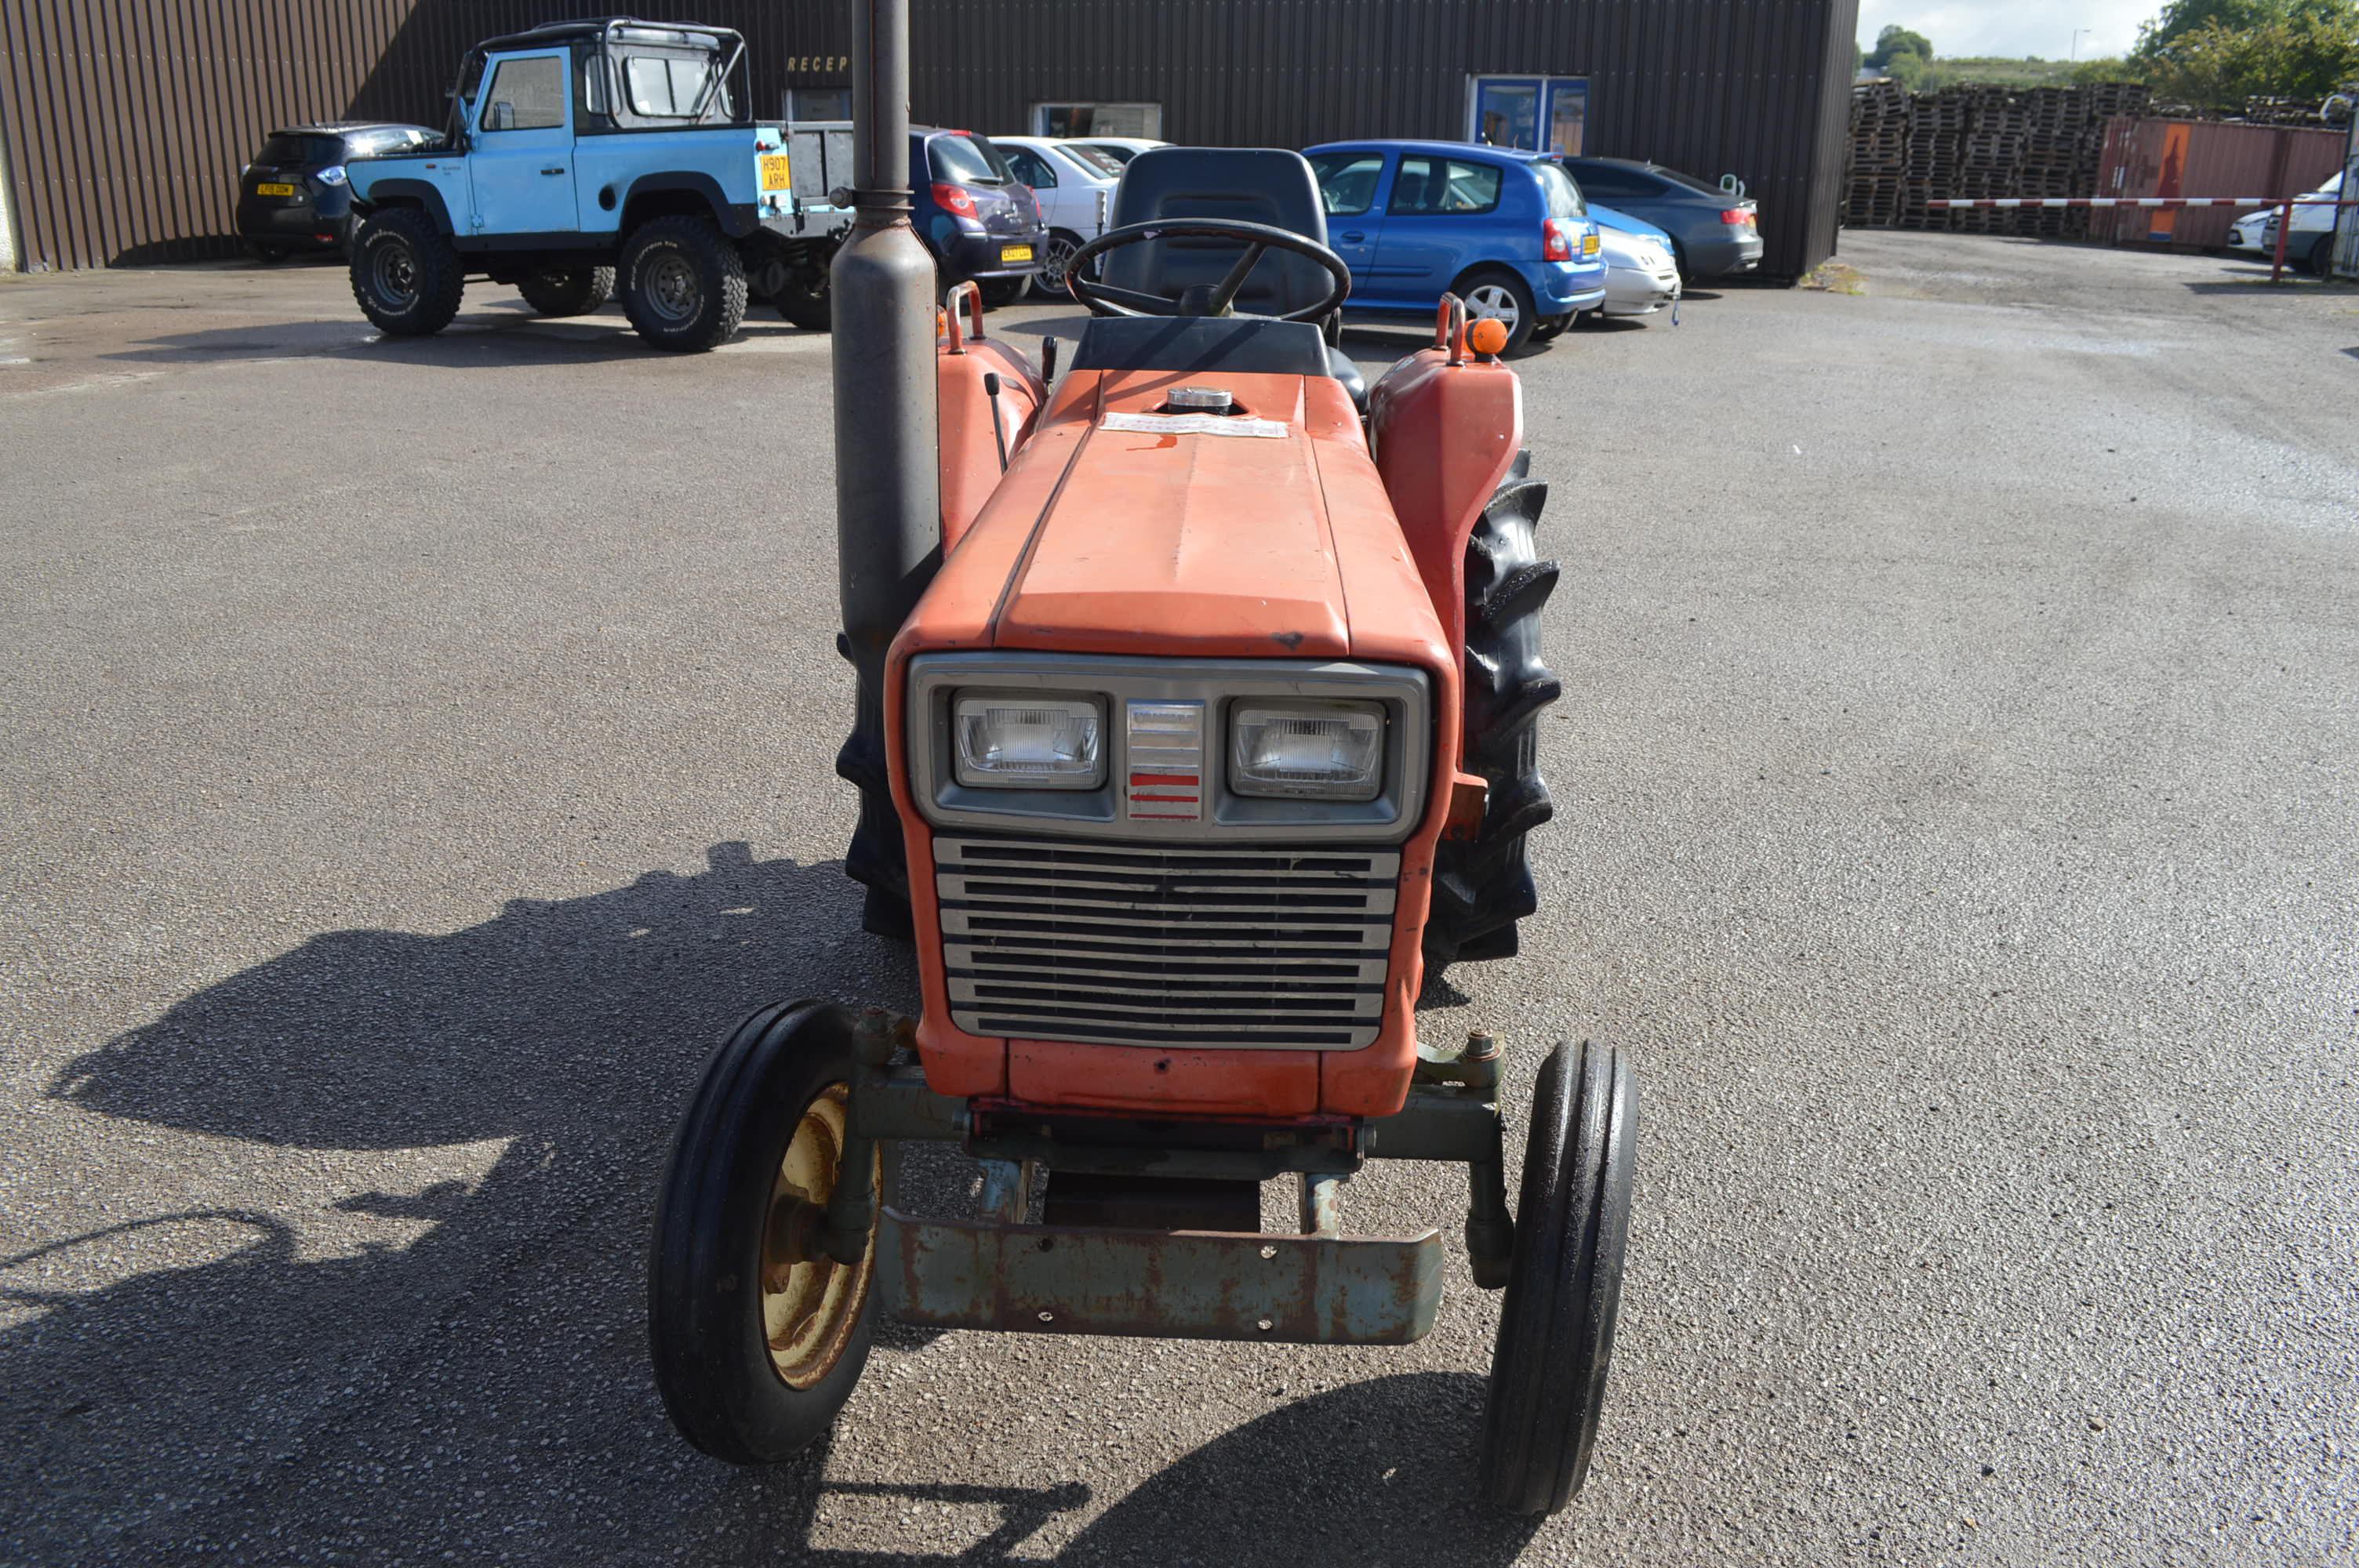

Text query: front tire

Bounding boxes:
[979,276,1028,308]
[1481,1040,1637,1514]
[1459,268,1540,354]
[349,207,464,336]
[1424,453,1561,972]
[2310,233,2336,280]
[517,264,616,318]
[1038,229,1086,294]
[649,1000,878,1464]
[620,215,747,352]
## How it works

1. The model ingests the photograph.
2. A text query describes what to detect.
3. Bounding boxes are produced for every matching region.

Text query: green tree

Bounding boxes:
[2133,0,2357,60]
[1884,48,1932,88]
[2139,13,2359,103]
[1866,24,1935,71]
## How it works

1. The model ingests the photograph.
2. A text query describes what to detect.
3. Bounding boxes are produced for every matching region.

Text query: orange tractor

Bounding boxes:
[647,1,1635,1516]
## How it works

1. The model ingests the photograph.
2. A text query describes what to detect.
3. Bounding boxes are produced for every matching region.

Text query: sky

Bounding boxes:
[1856,0,2161,60]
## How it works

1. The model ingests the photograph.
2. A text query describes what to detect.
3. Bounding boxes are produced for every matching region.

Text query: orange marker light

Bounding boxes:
[1467,318,1510,358]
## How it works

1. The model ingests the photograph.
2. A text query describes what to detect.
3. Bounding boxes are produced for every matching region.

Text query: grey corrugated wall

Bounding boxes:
[0,0,1857,277]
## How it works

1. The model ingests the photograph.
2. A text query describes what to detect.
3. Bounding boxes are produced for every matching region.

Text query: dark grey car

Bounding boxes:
[1554,157,1762,281]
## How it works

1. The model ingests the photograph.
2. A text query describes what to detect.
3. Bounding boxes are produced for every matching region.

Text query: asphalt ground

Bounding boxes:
[2,234,2355,1567]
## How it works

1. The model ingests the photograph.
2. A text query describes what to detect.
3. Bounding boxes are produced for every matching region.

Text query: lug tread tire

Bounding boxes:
[518,264,616,317]
[350,207,464,336]
[620,215,748,353]
[648,999,875,1464]
[1481,1040,1637,1514]
[1424,460,1561,975]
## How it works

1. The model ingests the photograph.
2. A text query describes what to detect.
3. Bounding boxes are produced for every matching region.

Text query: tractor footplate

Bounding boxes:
[878,1207,1444,1345]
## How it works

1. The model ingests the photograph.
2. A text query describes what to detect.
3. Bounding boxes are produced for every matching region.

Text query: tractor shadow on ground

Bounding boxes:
[100,305,824,369]
[14,843,1533,1563]
[745,1372,1541,1565]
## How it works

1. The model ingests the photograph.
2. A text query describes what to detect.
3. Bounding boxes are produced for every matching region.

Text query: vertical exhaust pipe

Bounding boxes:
[832,0,939,935]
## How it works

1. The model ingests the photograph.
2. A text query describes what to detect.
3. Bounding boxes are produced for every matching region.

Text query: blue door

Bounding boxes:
[1369,153,1509,304]
[468,49,577,234]
[1307,149,1390,284]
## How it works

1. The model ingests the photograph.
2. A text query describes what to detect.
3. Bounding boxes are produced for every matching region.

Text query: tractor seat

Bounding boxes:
[1092,147,1367,412]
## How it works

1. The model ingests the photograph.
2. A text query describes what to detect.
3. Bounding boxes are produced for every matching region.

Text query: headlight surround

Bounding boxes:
[952,691,1104,789]
[1228,699,1386,801]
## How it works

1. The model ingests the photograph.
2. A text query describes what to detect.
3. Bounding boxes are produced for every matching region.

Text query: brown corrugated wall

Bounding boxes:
[0,0,1859,277]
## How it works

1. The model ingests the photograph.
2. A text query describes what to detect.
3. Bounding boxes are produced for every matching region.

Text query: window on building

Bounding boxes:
[1468,75,1587,155]
[482,55,566,131]
[786,86,849,121]
[1034,102,1162,139]
[1308,152,1386,217]
[1388,156,1503,216]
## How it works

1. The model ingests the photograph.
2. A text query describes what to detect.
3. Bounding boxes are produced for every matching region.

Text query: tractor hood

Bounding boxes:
[987,371,1352,659]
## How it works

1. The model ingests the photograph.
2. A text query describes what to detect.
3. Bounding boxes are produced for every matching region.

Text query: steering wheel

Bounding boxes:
[1064,218,1351,323]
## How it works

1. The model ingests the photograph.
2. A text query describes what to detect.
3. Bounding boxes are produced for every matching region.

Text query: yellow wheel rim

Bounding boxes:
[759,1083,877,1389]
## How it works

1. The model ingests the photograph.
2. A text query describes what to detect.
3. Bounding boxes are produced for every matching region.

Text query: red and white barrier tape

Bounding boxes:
[1928,196,2351,209]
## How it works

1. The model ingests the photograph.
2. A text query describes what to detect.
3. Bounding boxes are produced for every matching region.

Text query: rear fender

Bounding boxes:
[937,286,1047,554]
[1365,336,1524,662]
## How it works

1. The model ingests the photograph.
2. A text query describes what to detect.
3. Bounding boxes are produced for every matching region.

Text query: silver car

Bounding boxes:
[1597,223,1681,320]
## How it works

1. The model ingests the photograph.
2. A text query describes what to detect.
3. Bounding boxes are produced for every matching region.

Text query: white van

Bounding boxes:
[2226,170,2346,275]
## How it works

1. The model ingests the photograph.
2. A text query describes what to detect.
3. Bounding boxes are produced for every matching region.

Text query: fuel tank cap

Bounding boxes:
[1165,386,1235,414]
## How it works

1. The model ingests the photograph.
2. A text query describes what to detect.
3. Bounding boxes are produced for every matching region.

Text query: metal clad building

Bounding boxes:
[0,0,1858,278]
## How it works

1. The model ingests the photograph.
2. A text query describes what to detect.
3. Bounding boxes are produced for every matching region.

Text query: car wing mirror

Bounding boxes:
[485,101,514,132]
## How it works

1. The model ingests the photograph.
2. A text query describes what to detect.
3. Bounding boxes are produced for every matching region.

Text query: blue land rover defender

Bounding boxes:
[345,18,849,352]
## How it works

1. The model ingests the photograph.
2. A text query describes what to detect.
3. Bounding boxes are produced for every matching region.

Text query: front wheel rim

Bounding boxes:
[644,254,702,325]
[760,1084,874,1389]
[371,241,418,306]
[1467,284,1521,332]
[1041,236,1079,287]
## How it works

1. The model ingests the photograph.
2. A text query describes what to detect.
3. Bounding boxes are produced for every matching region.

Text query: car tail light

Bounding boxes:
[1543,219,1575,261]
[932,182,978,219]
[1722,207,1757,227]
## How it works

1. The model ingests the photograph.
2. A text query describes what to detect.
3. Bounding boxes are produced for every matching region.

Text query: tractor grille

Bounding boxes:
[934,836,1400,1050]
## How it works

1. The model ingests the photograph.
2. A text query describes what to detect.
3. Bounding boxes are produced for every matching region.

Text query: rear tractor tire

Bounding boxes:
[349,207,465,337]
[517,264,616,318]
[620,215,748,352]
[1424,452,1561,974]
[649,1000,879,1463]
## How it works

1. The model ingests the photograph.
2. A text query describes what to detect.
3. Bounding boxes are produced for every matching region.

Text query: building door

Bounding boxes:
[470,50,576,234]
[1469,74,1589,154]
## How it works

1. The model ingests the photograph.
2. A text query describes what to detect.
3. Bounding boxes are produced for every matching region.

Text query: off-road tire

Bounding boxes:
[649,1000,878,1464]
[1481,1040,1637,1514]
[349,207,464,336]
[620,215,747,352]
[517,264,616,318]
[1424,452,1561,974]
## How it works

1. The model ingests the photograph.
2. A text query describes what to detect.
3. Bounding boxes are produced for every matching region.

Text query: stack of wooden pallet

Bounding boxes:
[2240,95,2329,127]
[1843,80,2154,237]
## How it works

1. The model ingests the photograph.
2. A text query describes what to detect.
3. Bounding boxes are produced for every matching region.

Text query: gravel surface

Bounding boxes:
[2,234,2354,1566]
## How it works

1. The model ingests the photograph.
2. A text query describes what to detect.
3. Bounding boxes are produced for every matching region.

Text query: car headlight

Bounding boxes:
[318,165,347,186]
[1229,700,1384,800]
[953,692,1103,789]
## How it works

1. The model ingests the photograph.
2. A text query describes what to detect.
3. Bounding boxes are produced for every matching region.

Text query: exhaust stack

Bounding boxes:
[831,0,939,932]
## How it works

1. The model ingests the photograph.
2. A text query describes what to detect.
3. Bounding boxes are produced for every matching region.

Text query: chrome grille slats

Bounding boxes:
[935,835,1399,1050]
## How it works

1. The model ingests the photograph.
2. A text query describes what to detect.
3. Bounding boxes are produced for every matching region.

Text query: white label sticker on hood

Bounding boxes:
[1099,412,1290,439]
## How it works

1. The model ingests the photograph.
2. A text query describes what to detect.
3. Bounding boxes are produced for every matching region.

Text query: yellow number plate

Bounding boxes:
[1583,232,1601,256]
[256,182,296,197]
[1000,244,1034,263]
[758,153,791,192]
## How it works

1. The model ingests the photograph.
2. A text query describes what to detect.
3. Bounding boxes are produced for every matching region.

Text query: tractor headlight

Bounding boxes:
[1228,700,1385,801]
[952,692,1104,789]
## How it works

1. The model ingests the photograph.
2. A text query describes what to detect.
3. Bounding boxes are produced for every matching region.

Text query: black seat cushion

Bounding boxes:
[1070,315,1330,376]
[1326,346,1367,415]
[1103,147,1335,319]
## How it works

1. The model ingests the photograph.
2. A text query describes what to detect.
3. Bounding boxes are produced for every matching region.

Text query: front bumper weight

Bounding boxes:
[878,1208,1444,1345]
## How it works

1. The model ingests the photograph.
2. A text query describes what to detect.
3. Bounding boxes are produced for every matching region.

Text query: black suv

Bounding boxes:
[237,122,438,261]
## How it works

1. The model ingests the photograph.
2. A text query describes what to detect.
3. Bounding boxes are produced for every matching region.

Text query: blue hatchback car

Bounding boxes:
[1304,140,1606,352]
